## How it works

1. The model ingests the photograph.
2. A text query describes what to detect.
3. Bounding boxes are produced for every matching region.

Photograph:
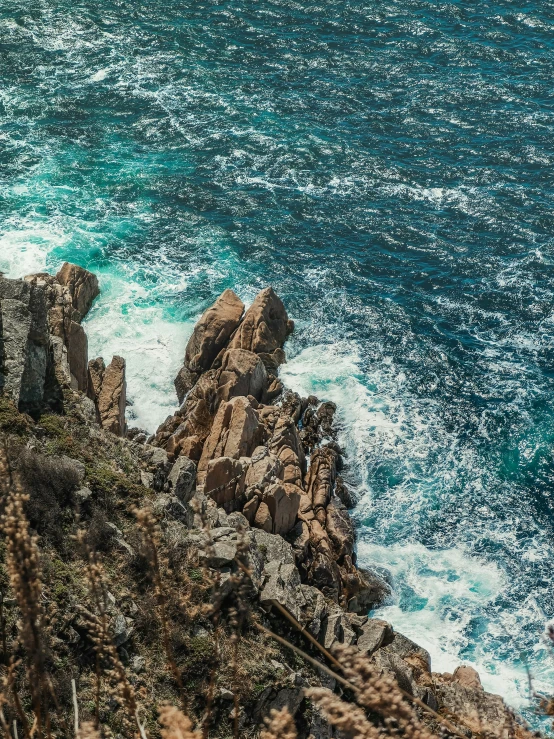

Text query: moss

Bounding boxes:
[86,465,145,505]
[187,567,204,582]
[38,413,67,438]
[0,396,31,435]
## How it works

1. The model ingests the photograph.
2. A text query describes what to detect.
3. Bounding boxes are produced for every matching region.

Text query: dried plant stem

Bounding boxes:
[254,621,466,739]
[71,679,79,737]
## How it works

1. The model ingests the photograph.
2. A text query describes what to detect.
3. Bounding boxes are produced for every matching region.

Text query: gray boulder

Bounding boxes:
[167,456,196,502]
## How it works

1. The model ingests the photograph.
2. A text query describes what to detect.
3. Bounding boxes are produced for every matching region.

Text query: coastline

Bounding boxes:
[0,261,535,737]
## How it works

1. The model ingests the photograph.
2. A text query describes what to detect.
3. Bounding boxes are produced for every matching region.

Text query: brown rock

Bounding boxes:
[325,498,354,561]
[216,348,268,403]
[65,320,88,391]
[263,482,301,535]
[174,366,199,405]
[198,396,265,483]
[87,357,105,402]
[185,289,244,373]
[244,446,283,489]
[242,495,260,524]
[269,415,305,487]
[453,665,482,689]
[56,262,100,320]
[96,355,126,436]
[254,501,273,533]
[204,456,246,508]
[304,446,337,524]
[229,287,293,354]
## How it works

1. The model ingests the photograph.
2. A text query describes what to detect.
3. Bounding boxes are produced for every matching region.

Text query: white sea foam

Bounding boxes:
[281,337,552,716]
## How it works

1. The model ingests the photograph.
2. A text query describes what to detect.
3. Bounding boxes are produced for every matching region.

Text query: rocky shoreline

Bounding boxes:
[0,263,531,737]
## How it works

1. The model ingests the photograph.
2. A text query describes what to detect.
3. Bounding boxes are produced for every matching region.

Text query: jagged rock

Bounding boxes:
[245,446,283,489]
[0,275,50,416]
[26,263,99,394]
[436,682,512,736]
[320,603,356,650]
[357,619,393,655]
[334,475,355,509]
[269,415,306,487]
[229,287,293,354]
[186,289,245,374]
[152,494,194,527]
[92,355,127,436]
[260,560,303,620]
[298,584,328,637]
[372,649,420,696]
[199,540,239,568]
[325,498,354,560]
[346,568,391,614]
[198,396,265,483]
[304,446,337,525]
[217,349,268,404]
[140,446,172,490]
[254,501,273,532]
[226,511,250,530]
[155,370,218,458]
[174,366,198,405]
[87,357,105,403]
[250,529,296,566]
[262,482,300,535]
[382,631,431,673]
[55,262,100,320]
[453,665,482,689]
[204,456,247,508]
[167,456,196,503]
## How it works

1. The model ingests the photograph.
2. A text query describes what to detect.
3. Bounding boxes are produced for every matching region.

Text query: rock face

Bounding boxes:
[25,262,99,397]
[0,275,50,416]
[89,355,127,436]
[174,289,244,403]
[151,285,383,610]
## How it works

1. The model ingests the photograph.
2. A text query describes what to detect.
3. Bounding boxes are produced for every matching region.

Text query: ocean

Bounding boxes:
[2,0,554,725]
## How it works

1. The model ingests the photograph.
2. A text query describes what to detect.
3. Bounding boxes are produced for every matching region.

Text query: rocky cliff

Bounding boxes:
[0,264,533,738]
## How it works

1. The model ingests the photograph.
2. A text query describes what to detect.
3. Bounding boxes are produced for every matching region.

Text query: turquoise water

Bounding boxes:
[2,0,554,724]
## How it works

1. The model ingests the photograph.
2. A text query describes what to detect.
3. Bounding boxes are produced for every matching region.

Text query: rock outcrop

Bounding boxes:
[0,275,50,416]
[175,288,245,403]
[88,355,127,436]
[25,263,99,396]
[151,286,383,612]
[0,268,527,739]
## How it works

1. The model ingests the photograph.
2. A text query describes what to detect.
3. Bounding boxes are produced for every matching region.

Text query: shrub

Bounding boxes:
[17,449,80,548]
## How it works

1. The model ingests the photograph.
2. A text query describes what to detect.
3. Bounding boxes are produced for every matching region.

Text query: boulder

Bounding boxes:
[204,456,246,508]
[216,348,268,404]
[55,262,99,320]
[174,366,199,405]
[304,446,337,525]
[185,289,244,374]
[198,396,265,483]
[263,482,300,535]
[269,415,305,487]
[229,287,293,354]
[325,498,354,561]
[453,665,482,689]
[320,603,356,650]
[356,619,393,655]
[167,456,196,503]
[259,560,302,621]
[254,501,273,532]
[26,263,99,394]
[436,682,512,737]
[245,446,283,490]
[94,355,127,436]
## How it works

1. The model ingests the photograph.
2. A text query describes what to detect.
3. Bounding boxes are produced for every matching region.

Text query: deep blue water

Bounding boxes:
[2,0,554,723]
